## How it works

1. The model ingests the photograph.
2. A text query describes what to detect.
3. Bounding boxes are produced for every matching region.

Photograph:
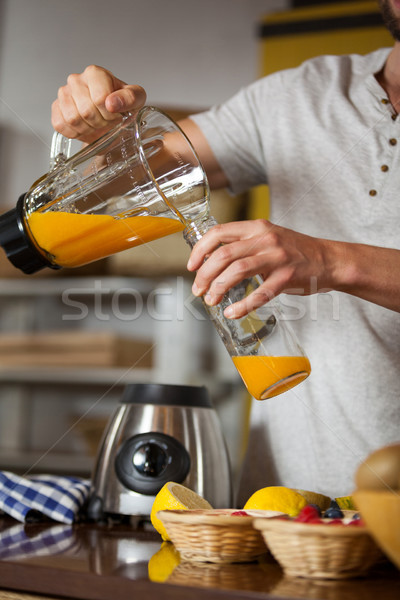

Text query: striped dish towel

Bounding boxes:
[0,522,76,560]
[0,471,91,524]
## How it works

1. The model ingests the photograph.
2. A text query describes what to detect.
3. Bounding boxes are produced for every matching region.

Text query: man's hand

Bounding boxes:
[187,219,334,319]
[51,65,147,143]
[187,218,400,318]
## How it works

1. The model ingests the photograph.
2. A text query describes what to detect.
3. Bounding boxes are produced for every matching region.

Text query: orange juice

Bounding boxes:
[26,211,185,267]
[232,355,311,400]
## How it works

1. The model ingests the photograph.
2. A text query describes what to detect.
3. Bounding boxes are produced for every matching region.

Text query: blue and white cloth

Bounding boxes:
[0,522,76,560]
[0,471,91,524]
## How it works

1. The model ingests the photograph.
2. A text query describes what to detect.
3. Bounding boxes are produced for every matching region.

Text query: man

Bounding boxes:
[52,0,400,501]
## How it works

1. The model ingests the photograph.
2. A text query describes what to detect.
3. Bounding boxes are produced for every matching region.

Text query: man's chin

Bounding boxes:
[380,0,400,41]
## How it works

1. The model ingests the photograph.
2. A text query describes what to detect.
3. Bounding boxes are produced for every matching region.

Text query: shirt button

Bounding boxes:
[381,98,389,104]
[381,164,389,172]
[389,138,397,145]
[392,114,397,121]
[369,189,377,196]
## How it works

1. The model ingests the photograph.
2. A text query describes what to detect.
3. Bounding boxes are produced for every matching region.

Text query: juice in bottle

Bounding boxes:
[184,217,311,401]
[232,355,311,400]
[26,211,185,268]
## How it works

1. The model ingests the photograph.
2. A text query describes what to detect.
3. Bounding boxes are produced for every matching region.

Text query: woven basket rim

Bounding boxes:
[157,508,282,527]
[253,516,372,537]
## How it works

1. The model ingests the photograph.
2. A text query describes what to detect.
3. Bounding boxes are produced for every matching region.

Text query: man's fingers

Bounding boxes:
[187,220,273,271]
[105,85,147,114]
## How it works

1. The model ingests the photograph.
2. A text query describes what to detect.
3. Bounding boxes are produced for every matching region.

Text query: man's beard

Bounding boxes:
[379,0,400,41]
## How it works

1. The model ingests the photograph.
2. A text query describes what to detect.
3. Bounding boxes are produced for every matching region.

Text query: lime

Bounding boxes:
[294,489,331,511]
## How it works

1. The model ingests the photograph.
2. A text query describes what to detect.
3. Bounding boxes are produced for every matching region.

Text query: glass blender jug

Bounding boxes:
[0,107,310,399]
[0,106,209,273]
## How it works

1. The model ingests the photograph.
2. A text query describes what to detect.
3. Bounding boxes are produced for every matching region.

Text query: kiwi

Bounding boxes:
[355,443,400,491]
[294,489,331,511]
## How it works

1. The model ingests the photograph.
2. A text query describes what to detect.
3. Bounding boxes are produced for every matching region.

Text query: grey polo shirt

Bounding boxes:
[191,48,400,501]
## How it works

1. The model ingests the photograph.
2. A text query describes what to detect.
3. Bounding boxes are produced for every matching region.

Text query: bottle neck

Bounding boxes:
[183,216,218,249]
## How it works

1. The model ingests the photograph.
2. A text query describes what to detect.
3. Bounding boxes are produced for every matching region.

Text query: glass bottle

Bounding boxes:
[183,217,311,400]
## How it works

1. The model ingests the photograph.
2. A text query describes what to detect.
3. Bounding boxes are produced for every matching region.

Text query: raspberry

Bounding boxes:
[295,504,322,523]
[327,519,343,525]
[347,518,365,526]
[231,510,248,516]
[308,503,322,516]
[307,517,323,524]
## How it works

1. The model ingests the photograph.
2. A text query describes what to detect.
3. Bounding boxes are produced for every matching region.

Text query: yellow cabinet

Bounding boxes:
[250,1,394,220]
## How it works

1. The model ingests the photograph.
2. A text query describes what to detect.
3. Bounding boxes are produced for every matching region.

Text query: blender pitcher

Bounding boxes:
[0,106,310,399]
[0,107,209,273]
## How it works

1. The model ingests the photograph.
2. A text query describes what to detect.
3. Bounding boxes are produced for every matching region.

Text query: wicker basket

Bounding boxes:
[167,559,282,591]
[157,509,270,563]
[253,517,383,579]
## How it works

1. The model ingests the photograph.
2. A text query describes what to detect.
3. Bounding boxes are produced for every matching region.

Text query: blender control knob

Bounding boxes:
[132,443,168,476]
[114,432,191,495]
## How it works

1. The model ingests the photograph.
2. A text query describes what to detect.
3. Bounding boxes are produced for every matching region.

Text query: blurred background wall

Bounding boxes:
[0,0,394,480]
[0,0,289,478]
[0,0,288,206]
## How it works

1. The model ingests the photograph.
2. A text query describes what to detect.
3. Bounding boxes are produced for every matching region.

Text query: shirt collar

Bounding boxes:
[363,48,394,112]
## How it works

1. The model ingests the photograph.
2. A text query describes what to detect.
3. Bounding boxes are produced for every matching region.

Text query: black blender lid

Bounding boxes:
[0,195,58,274]
[120,383,213,408]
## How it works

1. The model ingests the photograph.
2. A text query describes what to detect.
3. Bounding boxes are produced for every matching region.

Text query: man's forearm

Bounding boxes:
[329,240,400,313]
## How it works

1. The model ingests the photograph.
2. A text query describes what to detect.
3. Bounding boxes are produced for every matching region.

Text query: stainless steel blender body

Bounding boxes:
[88,383,232,519]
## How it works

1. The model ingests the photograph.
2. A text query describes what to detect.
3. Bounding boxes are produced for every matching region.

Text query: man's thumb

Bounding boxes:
[105,85,147,114]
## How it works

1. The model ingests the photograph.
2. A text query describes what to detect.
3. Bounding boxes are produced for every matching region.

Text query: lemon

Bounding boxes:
[335,495,356,510]
[294,489,331,511]
[148,541,181,582]
[243,486,307,517]
[150,481,213,541]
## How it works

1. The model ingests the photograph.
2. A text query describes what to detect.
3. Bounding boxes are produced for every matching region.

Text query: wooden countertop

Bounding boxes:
[0,517,399,600]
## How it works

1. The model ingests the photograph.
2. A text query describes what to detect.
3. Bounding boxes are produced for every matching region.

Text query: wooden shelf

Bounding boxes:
[0,276,165,296]
[0,366,154,385]
[0,276,242,477]
[0,449,94,476]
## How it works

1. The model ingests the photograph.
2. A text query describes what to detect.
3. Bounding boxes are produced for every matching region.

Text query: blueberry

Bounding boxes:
[324,507,344,519]
[328,499,341,510]
[352,512,361,520]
